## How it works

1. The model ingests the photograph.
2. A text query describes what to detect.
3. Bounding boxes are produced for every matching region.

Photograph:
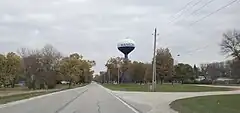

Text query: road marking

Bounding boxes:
[55,89,88,113]
[0,86,88,109]
[98,84,140,113]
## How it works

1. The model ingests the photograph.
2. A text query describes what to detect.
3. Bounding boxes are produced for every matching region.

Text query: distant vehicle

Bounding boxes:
[61,81,70,84]
[18,81,26,86]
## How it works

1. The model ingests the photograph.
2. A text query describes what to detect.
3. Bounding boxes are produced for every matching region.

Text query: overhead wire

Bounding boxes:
[159,0,239,57]
[169,0,196,20]
[188,0,216,16]
[170,0,204,24]
[176,0,217,23]
[189,0,239,26]
[161,0,238,37]
[162,0,207,37]
[184,44,210,55]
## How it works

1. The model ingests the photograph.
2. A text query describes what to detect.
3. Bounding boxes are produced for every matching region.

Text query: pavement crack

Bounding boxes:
[72,110,78,113]
[55,89,88,113]
[96,100,101,113]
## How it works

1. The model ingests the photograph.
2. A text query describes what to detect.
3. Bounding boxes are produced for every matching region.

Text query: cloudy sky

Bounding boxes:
[0,0,239,74]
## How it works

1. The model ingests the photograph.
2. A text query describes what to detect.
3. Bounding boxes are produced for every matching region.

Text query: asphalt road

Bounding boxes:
[0,83,137,113]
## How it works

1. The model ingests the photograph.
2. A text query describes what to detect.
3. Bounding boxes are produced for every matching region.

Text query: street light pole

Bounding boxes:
[152,28,157,92]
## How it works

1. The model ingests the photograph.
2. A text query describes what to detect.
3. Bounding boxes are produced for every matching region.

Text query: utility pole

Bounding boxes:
[152,28,157,92]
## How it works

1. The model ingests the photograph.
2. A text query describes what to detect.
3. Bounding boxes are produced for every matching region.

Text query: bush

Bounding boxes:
[213,79,239,85]
[194,80,212,84]
[183,80,212,84]
[182,80,194,84]
[47,84,56,89]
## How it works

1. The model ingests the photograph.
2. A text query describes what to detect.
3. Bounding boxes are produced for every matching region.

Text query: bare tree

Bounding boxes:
[17,44,62,89]
[206,63,221,82]
[230,60,240,79]
[40,44,62,88]
[220,30,240,60]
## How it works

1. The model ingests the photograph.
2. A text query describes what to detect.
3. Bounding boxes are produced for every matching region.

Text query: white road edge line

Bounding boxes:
[0,85,87,109]
[98,83,140,113]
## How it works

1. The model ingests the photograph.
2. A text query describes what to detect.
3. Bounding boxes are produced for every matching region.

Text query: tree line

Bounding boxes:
[0,44,95,89]
[94,30,240,84]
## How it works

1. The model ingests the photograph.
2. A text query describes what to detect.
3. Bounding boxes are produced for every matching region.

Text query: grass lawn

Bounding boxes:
[0,91,54,104]
[170,94,240,113]
[102,84,234,92]
[0,84,86,104]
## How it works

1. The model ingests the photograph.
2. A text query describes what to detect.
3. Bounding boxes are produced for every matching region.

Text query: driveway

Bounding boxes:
[112,85,240,113]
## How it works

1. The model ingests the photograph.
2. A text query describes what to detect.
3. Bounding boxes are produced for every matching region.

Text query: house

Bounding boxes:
[214,77,235,84]
[195,75,206,81]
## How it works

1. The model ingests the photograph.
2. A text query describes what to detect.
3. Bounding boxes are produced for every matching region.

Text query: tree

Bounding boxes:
[229,60,240,79]
[220,30,240,60]
[144,63,153,82]
[193,64,199,78]
[18,45,63,89]
[40,44,62,88]
[81,60,96,83]
[21,53,42,89]
[0,54,7,87]
[220,30,240,80]
[59,53,95,87]
[105,57,151,84]
[128,61,146,83]
[174,63,194,83]
[200,64,208,77]
[105,57,124,83]
[200,62,229,83]
[155,48,174,84]
[5,52,21,88]
[59,56,80,87]
[0,44,95,89]
[0,53,22,88]
[205,63,220,82]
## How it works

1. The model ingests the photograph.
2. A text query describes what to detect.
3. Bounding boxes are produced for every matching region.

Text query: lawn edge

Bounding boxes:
[169,94,240,113]
[0,84,88,107]
[101,84,235,92]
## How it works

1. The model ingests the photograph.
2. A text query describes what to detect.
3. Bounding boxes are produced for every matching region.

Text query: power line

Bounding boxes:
[185,44,210,55]
[170,0,204,24]
[168,44,210,56]
[190,0,239,26]
[168,0,196,24]
[161,0,238,37]
[157,1,239,65]
[171,0,216,26]
[189,0,216,16]
[169,0,196,19]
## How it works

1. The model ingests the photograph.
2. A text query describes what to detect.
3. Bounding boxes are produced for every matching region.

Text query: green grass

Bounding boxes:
[170,94,240,113]
[102,84,234,92]
[0,84,87,104]
[0,91,53,104]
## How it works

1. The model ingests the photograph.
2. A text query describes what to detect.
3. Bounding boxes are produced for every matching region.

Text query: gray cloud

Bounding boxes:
[0,0,239,73]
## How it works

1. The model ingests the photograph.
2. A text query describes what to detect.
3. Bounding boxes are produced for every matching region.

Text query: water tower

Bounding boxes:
[117,38,135,83]
[117,38,135,60]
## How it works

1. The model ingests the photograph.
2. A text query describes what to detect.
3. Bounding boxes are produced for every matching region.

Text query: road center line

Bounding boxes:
[55,89,88,113]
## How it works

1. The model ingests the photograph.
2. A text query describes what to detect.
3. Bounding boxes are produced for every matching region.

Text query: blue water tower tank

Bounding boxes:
[117,38,135,59]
